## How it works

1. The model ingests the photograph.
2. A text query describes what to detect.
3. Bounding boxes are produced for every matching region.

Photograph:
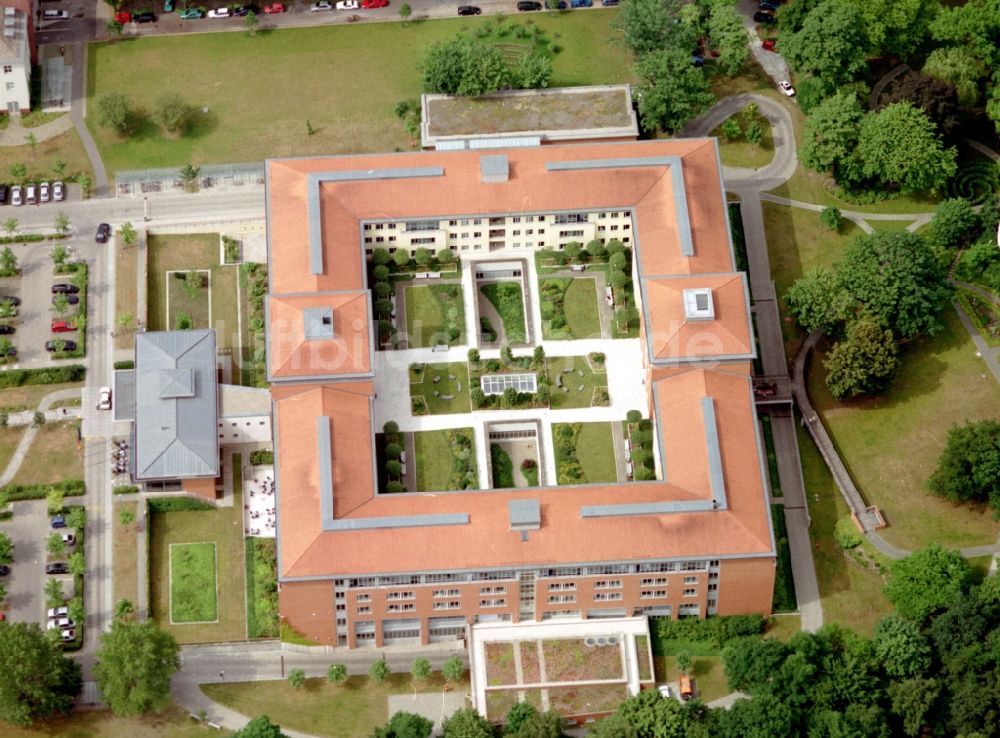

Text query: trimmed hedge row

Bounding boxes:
[0,364,85,389]
[113,360,135,370]
[249,449,273,466]
[113,485,139,495]
[651,613,767,653]
[4,479,85,501]
[147,496,214,512]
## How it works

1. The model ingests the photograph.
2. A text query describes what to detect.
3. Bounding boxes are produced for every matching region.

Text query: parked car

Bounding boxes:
[98,387,112,411]
[51,321,74,333]
[361,0,388,7]
[0,296,19,306]
[517,0,541,9]
[45,339,76,352]
[233,4,259,14]
[60,628,76,642]
[0,326,14,335]
[51,283,79,295]
[51,515,67,529]
[45,562,69,575]
[207,6,229,16]
[48,606,69,619]
[114,10,131,22]
[42,9,70,19]
[778,80,795,96]
[39,181,51,203]
[335,0,357,8]
[753,10,774,22]
[0,565,9,576]
[61,532,76,546]
[52,181,64,201]
[47,617,74,629]
[0,185,7,205]
[601,0,619,5]
[10,186,20,207]
[762,38,776,51]
[310,1,332,9]
[133,9,157,21]
[180,7,205,17]
[570,0,591,7]
[457,4,480,12]
[263,2,285,11]
[95,222,111,243]
[25,184,36,204]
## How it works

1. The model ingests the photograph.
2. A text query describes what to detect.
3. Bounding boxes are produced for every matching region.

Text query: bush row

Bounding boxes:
[5,479,85,501]
[147,496,215,512]
[113,360,134,370]
[0,364,85,388]
[112,485,139,495]
[250,449,274,466]
[240,263,268,387]
[651,613,766,652]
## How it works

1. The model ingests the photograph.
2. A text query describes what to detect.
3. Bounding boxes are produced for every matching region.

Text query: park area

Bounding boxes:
[539,277,602,340]
[552,422,618,485]
[410,362,471,415]
[86,11,632,173]
[413,427,478,492]
[480,282,527,344]
[545,355,609,410]
[404,283,465,348]
[169,542,218,624]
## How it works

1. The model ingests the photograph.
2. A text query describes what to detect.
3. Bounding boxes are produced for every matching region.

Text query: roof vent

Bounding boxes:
[682,288,715,321]
[509,498,540,531]
[303,306,335,340]
[480,154,509,184]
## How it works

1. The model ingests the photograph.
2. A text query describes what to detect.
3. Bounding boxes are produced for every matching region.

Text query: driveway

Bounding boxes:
[0,499,50,626]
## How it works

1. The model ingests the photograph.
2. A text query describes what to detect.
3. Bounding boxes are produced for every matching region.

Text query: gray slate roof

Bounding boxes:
[134,330,219,480]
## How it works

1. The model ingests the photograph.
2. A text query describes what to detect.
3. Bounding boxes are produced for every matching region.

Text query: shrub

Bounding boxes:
[652,614,765,652]
[3,479,84,502]
[250,450,274,466]
[0,365,85,389]
[626,410,642,424]
[721,117,742,140]
[327,663,348,684]
[820,207,842,231]
[835,516,863,549]
[112,485,139,495]
[288,669,306,689]
[147,497,213,512]
[113,360,134,370]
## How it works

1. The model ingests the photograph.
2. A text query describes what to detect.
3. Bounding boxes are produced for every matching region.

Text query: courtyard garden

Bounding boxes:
[413,427,478,492]
[169,542,218,624]
[480,282,527,344]
[409,361,470,415]
[711,102,774,170]
[489,441,539,489]
[544,355,609,410]
[538,277,602,340]
[403,283,466,348]
[166,270,210,331]
[245,536,279,639]
[552,422,618,485]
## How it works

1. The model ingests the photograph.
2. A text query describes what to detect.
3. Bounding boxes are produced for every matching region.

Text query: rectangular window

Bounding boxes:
[548,594,576,604]
[708,584,718,591]
[641,577,668,586]
[357,606,371,614]
[479,586,507,595]
[594,580,622,589]
[480,598,507,608]
[433,601,461,610]
[593,592,622,602]
[386,591,415,600]
[513,216,522,223]
[410,237,435,245]
[433,589,461,598]
[640,590,668,599]
[2,66,10,74]
[473,232,482,238]
[683,588,697,597]
[559,230,585,238]
[683,576,698,584]
[356,594,371,602]
[548,582,576,591]
[387,603,416,613]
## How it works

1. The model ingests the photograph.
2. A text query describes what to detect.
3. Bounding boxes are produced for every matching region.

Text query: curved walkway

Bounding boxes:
[68,43,109,197]
[758,193,935,234]
[0,387,82,486]
[0,113,73,147]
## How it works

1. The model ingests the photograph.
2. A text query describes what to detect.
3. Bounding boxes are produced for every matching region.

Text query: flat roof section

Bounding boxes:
[421,85,639,148]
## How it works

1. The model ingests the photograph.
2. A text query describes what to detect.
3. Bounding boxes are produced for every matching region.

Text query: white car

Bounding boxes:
[42,9,70,19]
[60,628,76,642]
[336,0,358,8]
[97,387,112,411]
[207,7,230,17]
[47,617,74,630]
[47,606,69,619]
[61,531,76,547]
[311,1,333,9]
[778,80,795,97]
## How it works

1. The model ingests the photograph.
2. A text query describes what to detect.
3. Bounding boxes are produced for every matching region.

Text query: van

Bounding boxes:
[25,184,36,204]
[43,9,69,19]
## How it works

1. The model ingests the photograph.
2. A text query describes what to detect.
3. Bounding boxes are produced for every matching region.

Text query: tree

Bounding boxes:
[837,231,951,339]
[94,620,180,716]
[852,0,938,56]
[0,621,82,725]
[66,507,85,531]
[927,420,1000,513]
[823,317,898,400]
[708,1,749,75]
[77,174,92,199]
[437,248,454,265]
[179,163,200,190]
[422,36,509,96]
[398,1,411,18]
[504,702,538,735]
[718,694,794,738]
[614,689,691,738]
[372,248,391,266]
[107,19,124,36]
[820,207,842,232]
[8,163,25,182]
[721,117,742,140]
[881,72,960,138]
[327,663,348,684]
[799,91,864,183]
[45,578,64,608]
[508,710,564,738]
[745,121,763,146]
[872,615,932,679]
[884,545,972,622]
[244,9,258,35]
[52,243,69,269]
[25,132,36,157]
[441,707,494,738]
[32,410,45,429]
[115,599,135,621]
[374,711,433,738]
[633,47,714,133]
[120,221,137,247]
[68,552,85,577]
[52,158,66,178]
[857,103,957,194]
[288,669,305,689]
[2,217,17,237]
[608,268,630,290]
[442,655,465,683]
[394,249,411,269]
[722,636,790,693]
[369,658,390,684]
[923,46,987,107]
[46,489,64,515]
[588,714,638,738]
[514,54,553,90]
[781,0,868,90]
[675,650,692,673]
[118,506,135,526]
[615,306,639,331]
[233,716,291,738]
[53,212,70,237]
[613,0,692,57]
[784,269,847,333]
[97,91,135,135]
[47,532,66,558]
[411,657,431,682]
[0,247,18,276]
[414,247,433,267]
[0,531,12,564]
[930,198,979,248]
[888,677,940,738]
[155,92,193,135]
[52,293,70,317]
[117,312,134,332]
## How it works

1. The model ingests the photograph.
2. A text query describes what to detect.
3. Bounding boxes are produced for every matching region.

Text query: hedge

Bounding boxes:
[250,450,273,466]
[113,485,139,495]
[113,360,135,370]
[651,614,766,653]
[0,365,85,388]
[147,497,215,512]
[4,479,85,501]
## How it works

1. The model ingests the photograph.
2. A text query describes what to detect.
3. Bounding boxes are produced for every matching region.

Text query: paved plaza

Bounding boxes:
[243,465,276,538]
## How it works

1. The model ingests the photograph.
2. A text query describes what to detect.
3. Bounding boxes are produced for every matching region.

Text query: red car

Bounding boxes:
[762,39,776,51]
[51,321,74,333]
[114,10,131,22]
[362,0,388,7]
[263,2,285,11]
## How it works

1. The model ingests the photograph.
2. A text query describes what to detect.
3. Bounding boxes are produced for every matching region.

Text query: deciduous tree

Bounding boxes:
[872,615,932,679]
[633,47,714,133]
[0,622,81,725]
[441,707,494,738]
[97,91,135,135]
[884,546,972,623]
[930,198,979,248]
[823,316,898,400]
[233,716,291,738]
[799,91,863,183]
[850,0,938,56]
[927,420,1000,513]
[781,0,867,90]
[93,620,180,716]
[923,47,987,107]
[857,103,957,194]
[613,0,693,57]
[155,91,194,135]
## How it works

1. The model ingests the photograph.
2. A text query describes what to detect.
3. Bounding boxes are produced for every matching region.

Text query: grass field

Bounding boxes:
[808,308,1000,550]
[113,501,139,609]
[712,114,774,170]
[150,480,247,642]
[404,284,465,348]
[166,271,211,330]
[202,673,467,738]
[768,164,943,215]
[12,422,82,486]
[539,277,602,340]
[114,235,139,351]
[409,361,470,415]
[480,282,527,344]
[0,704,228,738]
[798,423,892,634]
[0,383,83,414]
[0,129,93,184]
[556,421,618,484]
[414,427,476,491]
[545,355,608,410]
[87,11,632,173]
[146,234,241,356]
[169,542,218,623]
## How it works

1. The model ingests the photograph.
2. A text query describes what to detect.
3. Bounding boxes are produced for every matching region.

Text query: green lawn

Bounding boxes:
[712,113,774,170]
[798,423,893,635]
[490,443,515,489]
[414,427,476,491]
[409,361,471,415]
[12,422,83,487]
[113,501,139,610]
[169,542,218,623]
[545,355,609,409]
[0,704,229,738]
[404,284,465,347]
[114,236,139,351]
[0,129,93,184]
[150,479,247,642]
[808,308,1000,550]
[480,282,527,344]
[652,655,730,703]
[539,277,602,339]
[202,673,467,738]
[768,163,943,215]
[561,422,618,484]
[87,11,632,174]
[166,271,211,330]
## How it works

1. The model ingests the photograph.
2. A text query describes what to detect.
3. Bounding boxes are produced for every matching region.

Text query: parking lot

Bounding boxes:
[1,499,50,625]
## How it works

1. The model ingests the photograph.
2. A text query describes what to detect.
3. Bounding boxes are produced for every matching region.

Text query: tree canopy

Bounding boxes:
[614,0,693,57]
[927,420,1000,514]
[373,711,434,738]
[0,622,81,726]
[850,0,939,56]
[884,545,972,623]
[781,0,868,91]
[798,91,864,184]
[633,47,715,134]
[422,35,550,96]
[856,103,957,194]
[93,620,180,716]
[233,716,291,738]
[441,707,495,738]
[822,316,898,400]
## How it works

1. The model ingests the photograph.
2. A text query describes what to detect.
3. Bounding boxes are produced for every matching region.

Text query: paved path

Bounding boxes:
[68,43,109,197]
[0,113,74,147]
[758,193,935,234]
[0,387,82,486]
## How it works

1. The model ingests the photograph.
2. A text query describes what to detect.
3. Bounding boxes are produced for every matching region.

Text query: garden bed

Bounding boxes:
[542,638,622,682]
[409,361,470,415]
[539,277,601,339]
[480,282,526,344]
[403,283,465,347]
[485,641,517,686]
